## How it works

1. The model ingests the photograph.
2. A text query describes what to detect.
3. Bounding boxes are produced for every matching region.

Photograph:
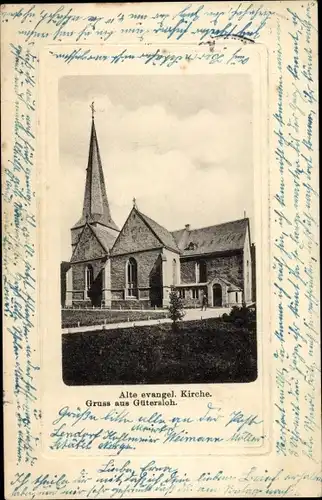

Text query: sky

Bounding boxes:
[59,75,254,261]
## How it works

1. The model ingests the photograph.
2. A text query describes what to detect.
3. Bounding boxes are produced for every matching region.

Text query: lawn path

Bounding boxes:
[62,307,231,334]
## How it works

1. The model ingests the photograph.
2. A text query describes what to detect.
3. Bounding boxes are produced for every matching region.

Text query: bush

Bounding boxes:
[221,305,256,331]
[168,288,185,325]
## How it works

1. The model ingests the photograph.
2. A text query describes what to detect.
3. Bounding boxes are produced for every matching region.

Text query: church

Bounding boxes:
[62,111,255,310]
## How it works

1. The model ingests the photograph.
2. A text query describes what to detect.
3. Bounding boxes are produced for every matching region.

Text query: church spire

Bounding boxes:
[74,104,119,231]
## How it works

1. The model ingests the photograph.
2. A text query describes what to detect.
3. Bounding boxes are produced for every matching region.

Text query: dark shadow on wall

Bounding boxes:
[251,243,256,302]
[88,270,103,307]
[60,261,71,307]
[149,254,163,308]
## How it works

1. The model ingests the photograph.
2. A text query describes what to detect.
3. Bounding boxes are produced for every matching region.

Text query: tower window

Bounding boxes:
[127,258,138,298]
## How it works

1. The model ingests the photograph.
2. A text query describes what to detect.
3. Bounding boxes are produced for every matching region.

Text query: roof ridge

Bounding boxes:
[171,217,248,234]
[138,209,169,232]
[137,209,179,252]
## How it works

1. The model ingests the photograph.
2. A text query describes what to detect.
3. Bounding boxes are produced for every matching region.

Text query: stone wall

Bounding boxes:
[111,250,162,289]
[112,210,161,255]
[180,252,243,288]
[69,250,245,308]
[71,225,106,262]
[110,249,163,306]
[181,260,196,283]
[71,259,106,306]
[72,260,104,291]
[207,252,244,289]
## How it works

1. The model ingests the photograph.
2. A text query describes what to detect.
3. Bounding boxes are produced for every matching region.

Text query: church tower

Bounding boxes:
[71,103,119,250]
[66,104,119,307]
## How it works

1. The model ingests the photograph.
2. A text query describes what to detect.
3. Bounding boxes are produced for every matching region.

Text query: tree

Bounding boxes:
[168,288,185,326]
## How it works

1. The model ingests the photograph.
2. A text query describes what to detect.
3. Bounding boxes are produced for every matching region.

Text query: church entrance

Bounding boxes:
[213,284,222,307]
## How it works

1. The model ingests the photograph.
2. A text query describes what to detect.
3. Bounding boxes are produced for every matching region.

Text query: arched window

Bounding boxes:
[196,260,207,283]
[127,258,138,297]
[85,264,94,294]
[172,259,177,285]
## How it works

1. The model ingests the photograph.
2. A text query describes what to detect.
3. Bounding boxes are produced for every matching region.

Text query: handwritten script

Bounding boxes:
[48,404,264,453]
[3,41,40,467]
[272,3,319,464]
[9,461,322,498]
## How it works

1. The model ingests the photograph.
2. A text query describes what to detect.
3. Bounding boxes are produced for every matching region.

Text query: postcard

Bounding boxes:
[2,1,320,498]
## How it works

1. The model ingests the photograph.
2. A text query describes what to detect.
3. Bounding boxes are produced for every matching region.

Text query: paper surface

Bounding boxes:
[1,2,320,498]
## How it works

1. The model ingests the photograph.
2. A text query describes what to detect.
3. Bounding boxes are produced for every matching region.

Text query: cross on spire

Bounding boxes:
[90,101,95,120]
[133,197,137,209]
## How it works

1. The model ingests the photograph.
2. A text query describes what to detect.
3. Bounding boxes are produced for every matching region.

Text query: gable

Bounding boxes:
[70,224,107,263]
[111,210,162,256]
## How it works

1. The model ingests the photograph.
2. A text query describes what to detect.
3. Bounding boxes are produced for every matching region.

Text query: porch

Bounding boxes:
[175,277,243,308]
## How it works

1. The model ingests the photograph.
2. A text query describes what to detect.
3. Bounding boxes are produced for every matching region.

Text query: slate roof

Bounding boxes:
[72,118,119,232]
[137,210,180,253]
[227,284,241,292]
[92,225,118,253]
[171,218,248,256]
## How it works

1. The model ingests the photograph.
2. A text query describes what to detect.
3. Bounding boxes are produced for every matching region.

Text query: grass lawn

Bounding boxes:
[62,308,168,328]
[62,318,257,385]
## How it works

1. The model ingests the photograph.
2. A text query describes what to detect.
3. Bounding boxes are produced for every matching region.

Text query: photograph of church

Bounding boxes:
[62,113,254,311]
[60,75,257,386]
